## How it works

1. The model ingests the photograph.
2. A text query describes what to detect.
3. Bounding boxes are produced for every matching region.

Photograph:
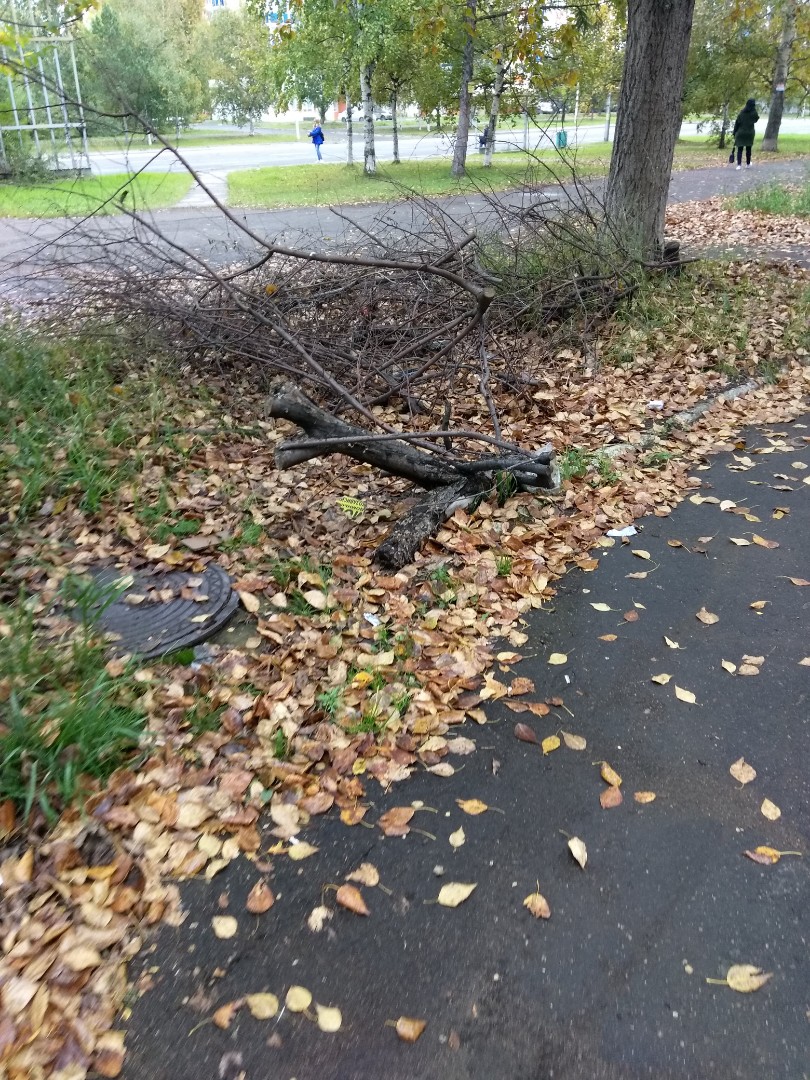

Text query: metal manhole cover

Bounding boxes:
[81,563,239,659]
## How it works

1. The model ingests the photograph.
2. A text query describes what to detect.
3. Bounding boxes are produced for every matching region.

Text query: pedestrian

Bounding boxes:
[308,122,325,161]
[730,98,759,170]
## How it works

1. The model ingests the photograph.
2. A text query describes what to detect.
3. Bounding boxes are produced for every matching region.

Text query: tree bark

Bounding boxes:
[345,90,354,166]
[719,100,728,149]
[375,478,484,569]
[484,53,506,167]
[391,88,400,164]
[761,0,797,151]
[360,61,377,175]
[603,0,696,260]
[451,0,477,177]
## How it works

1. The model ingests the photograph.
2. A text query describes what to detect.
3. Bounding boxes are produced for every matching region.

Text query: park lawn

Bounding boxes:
[0,171,193,218]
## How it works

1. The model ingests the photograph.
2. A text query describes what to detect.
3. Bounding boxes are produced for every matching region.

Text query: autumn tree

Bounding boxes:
[206,10,275,134]
[761,0,800,151]
[604,0,697,260]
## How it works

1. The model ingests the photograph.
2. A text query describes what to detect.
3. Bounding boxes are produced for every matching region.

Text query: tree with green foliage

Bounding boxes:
[206,10,275,133]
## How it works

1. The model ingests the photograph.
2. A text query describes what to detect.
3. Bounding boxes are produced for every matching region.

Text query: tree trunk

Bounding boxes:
[391,88,400,164]
[345,90,354,166]
[359,61,376,175]
[761,0,797,151]
[603,0,696,260]
[451,0,477,177]
[484,53,506,167]
[719,100,728,149]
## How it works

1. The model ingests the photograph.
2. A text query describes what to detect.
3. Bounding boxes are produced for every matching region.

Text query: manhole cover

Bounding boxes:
[80,563,239,659]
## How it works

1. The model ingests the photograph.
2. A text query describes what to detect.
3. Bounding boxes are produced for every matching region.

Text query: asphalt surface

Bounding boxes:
[123,417,810,1080]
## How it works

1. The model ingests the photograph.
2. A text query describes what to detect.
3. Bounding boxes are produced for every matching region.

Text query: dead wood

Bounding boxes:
[374,478,485,569]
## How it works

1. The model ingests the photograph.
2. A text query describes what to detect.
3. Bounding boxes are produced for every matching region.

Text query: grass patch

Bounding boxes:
[0,603,145,821]
[0,171,193,218]
[731,178,810,217]
[0,330,163,522]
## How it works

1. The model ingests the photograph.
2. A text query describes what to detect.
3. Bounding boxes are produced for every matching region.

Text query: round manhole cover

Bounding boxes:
[79,563,239,659]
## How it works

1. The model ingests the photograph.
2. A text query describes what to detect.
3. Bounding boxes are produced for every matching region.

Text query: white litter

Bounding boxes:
[606,525,638,538]
[647,400,665,411]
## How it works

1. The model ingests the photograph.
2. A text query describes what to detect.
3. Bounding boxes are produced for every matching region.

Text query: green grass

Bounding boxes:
[0,171,193,218]
[731,178,810,216]
[0,603,145,821]
[679,132,810,156]
[0,330,161,521]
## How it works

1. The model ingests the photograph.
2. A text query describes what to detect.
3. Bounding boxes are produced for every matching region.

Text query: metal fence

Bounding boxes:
[0,0,89,173]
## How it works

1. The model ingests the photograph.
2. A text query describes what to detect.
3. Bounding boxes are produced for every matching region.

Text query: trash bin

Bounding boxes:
[555,129,568,149]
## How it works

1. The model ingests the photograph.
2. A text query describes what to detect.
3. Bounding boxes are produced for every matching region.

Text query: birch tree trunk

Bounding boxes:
[391,88,400,164]
[603,0,696,260]
[761,0,798,151]
[360,61,376,175]
[483,53,506,167]
[451,0,477,178]
[345,92,354,166]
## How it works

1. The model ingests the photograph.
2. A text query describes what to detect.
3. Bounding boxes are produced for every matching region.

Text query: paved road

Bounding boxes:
[123,417,810,1080]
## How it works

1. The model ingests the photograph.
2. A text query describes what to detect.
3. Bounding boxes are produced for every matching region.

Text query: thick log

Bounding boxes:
[374,478,485,570]
[268,378,458,488]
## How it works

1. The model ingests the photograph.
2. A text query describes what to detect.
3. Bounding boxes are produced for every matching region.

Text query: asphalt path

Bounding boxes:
[123,416,810,1080]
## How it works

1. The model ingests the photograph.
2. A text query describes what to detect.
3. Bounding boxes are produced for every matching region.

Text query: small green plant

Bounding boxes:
[373,625,392,651]
[345,706,387,736]
[595,455,620,485]
[427,564,453,586]
[287,590,319,617]
[494,469,518,506]
[496,555,513,577]
[732,180,810,218]
[641,449,675,469]
[560,447,591,480]
[154,517,201,542]
[271,728,290,760]
[756,358,782,384]
[316,687,343,717]
[392,691,413,718]
[184,703,223,736]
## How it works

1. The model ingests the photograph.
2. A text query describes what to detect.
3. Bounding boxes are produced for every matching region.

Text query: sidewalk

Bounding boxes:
[123,416,810,1080]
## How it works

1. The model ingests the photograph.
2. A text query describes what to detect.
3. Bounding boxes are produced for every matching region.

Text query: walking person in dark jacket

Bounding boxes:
[730,98,759,169]
[308,122,325,161]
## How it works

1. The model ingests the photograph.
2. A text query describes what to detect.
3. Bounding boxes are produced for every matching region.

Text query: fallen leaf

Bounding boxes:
[509,677,535,696]
[664,636,682,649]
[246,993,279,1019]
[62,946,103,972]
[246,881,275,914]
[285,985,312,1013]
[346,863,380,887]
[437,882,477,907]
[561,731,587,751]
[548,652,568,665]
[600,786,623,809]
[752,534,779,549]
[456,798,488,815]
[288,841,319,861]
[667,539,683,548]
[749,600,769,611]
[626,571,649,580]
[523,892,551,919]
[449,827,466,849]
[335,883,370,916]
[213,1001,241,1029]
[93,1031,126,1078]
[307,905,333,932]
[729,757,757,785]
[238,590,260,614]
[568,837,587,869]
[599,634,618,642]
[742,846,802,865]
[315,1004,343,1032]
[651,673,671,685]
[600,762,622,787]
[707,964,773,993]
[800,658,810,666]
[395,1016,426,1042]
[738,664,760,676]
[378,806,415,836]
[514,723,540,745]
[144,543,171,560]
[302,589,328,610]
[696,607,719,625]
[634,791,656,804]
[674,685,697,704]
[631,550,651,560]
[542,735,561,755]
[729,537,751,546]
[623,610,639,622]
[590,603,612,612]
[212,916,238,939]
[721,660,737,674]
[760,798,781,821]
[787,577,810,586]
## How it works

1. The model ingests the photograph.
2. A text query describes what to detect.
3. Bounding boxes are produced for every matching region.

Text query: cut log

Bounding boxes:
[375,479,484,570]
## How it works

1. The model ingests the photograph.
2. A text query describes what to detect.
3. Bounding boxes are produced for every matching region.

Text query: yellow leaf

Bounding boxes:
[721,660,737,674]
[246,993,279,1019]
[749,600,769,610]
[724,964,773,993]
[631,549,651,560]
[302,589,328,611]
[738,664,760,676]
[599,634,617,642]
[664,636,682,649]
[729,757,756,785]
[523,892,551,919]
[238,590,260,614]
[285,985,312,1012]
[395,1016,426,1042]
[542,735,561,755]
[62,946,102,972]
[335,883,370,916]
[743,846,802,865]
[634,791,656,804]
[212,915,238,939]
[651,673,671,685]
[456,798,488,815]
[568,836,587,869]
[548,652,568,665]
[437,882,477,907]
[213,1000,240,1029]
[695,607,719,625]
[265,282,278,295]
[352,670,374,688]
[674,685,697,704]
[449,827,466,849]
[144,543,171,560]
[600,762,622,787]
[346,862,379,887]
[288,841,319,861]
[729,537,751,546]
[752,534,779,549]
[760,798,781,820]
[315,1003,343,1032]
[561,731,586,751]
[590,603,612,611]
[800,657,810,666]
